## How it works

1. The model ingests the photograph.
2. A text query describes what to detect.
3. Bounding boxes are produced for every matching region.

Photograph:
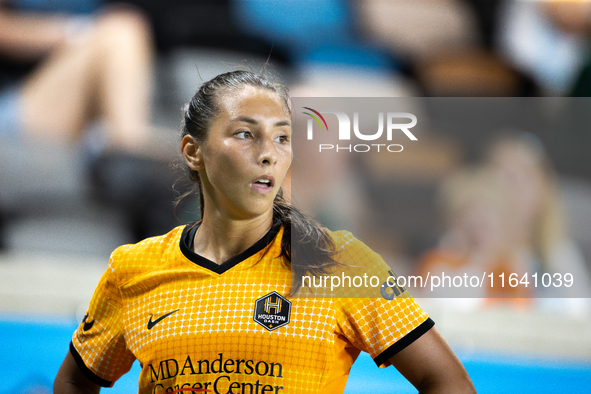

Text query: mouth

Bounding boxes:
[251,175,276,194]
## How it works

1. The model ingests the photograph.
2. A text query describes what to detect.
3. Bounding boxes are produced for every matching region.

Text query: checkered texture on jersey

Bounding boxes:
[71,225,430,394]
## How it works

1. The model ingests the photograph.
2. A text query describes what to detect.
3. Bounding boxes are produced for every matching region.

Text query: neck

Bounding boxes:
[193,209,275,265]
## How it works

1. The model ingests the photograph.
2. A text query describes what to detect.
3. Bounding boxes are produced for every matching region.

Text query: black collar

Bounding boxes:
[180,218,282,274]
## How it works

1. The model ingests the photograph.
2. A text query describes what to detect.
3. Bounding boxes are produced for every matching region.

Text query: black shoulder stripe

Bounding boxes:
[69,342,113,387]
[373,318,435,367]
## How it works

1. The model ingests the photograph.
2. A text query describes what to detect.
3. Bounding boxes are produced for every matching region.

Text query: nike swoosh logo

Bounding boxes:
[83,320,95,331]
[147,309,179,330]
[82,314,94,331]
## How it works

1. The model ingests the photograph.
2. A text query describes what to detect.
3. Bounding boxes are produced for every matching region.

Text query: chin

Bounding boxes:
[235,203,274,220]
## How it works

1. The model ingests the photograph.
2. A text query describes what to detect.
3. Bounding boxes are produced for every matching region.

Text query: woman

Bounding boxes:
[416,166,532,301]
[0,1,178,241]
[486,133,591,305]
[0,0,153,152]
[54,70,475,394]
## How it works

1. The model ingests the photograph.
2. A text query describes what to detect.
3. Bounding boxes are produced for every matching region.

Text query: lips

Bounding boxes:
[251,175,275,194]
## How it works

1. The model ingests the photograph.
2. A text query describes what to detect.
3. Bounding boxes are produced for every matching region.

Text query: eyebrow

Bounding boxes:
[230,116,291,127]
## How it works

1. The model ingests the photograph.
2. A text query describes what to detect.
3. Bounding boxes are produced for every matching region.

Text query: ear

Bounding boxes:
[181,135,204,171]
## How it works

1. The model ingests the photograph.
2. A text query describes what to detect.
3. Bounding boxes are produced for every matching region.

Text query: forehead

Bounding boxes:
[216,85,289,118]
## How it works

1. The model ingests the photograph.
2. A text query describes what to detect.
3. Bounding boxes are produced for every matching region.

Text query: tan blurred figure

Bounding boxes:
[0,1,156,154]
[486,133,591,304]
[0,2,179,241]
[416,166,530,300]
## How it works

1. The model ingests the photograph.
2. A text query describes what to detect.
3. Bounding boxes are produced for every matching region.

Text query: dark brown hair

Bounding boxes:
[178,70,337,296]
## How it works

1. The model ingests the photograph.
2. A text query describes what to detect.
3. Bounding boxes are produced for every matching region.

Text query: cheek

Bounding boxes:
[205,150,245,186]
[278,146,293,170]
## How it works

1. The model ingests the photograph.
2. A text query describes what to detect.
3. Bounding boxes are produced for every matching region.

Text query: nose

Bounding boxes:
[257,136,278,166]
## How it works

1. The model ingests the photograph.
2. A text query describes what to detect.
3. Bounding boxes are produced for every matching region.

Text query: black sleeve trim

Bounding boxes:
[69,342,113,387]
[373,317,435,367]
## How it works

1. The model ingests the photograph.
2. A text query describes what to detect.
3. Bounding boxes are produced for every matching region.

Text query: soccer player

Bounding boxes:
[54,70,475,394]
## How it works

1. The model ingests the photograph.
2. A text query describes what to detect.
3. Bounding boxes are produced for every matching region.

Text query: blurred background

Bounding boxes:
[1,0,591,393]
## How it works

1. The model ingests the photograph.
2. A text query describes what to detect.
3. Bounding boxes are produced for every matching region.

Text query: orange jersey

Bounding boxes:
[71,222,433,394]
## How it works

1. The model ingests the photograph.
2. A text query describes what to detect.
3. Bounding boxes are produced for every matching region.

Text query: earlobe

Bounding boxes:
[181,135,204,171]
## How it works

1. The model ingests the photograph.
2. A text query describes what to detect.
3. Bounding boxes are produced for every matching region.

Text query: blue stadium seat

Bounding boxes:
[231,0,398,70]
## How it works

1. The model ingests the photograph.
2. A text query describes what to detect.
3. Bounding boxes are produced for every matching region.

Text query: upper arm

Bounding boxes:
[389,327,475,394]
[69,256,136,387]
[54,351,101,394]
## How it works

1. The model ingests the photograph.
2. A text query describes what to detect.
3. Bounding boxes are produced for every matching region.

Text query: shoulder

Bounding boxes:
[108,225,186,276]
[325,228,384,264]
[325,228,354,245]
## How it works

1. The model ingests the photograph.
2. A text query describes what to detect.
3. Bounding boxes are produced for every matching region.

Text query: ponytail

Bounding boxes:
[273,192,338,297]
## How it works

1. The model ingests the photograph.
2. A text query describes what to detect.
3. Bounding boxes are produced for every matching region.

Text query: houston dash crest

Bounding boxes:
[253,291,291,331]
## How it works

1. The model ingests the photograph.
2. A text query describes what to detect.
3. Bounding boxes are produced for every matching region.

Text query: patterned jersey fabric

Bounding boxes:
[71,221,433,394]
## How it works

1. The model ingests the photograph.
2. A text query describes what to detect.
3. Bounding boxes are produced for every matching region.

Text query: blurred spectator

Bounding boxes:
[0,1,156,152]
[416,166,530,299]
[0,0,178,244]
[418,132,591,312]
[486,133,591,302]
[542,0,591,96]
[356,0,539,96]
[497,0,588,95]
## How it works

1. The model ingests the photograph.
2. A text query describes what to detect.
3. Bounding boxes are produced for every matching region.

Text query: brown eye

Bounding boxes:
[235,131,253,139]
[275,135,289,144]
